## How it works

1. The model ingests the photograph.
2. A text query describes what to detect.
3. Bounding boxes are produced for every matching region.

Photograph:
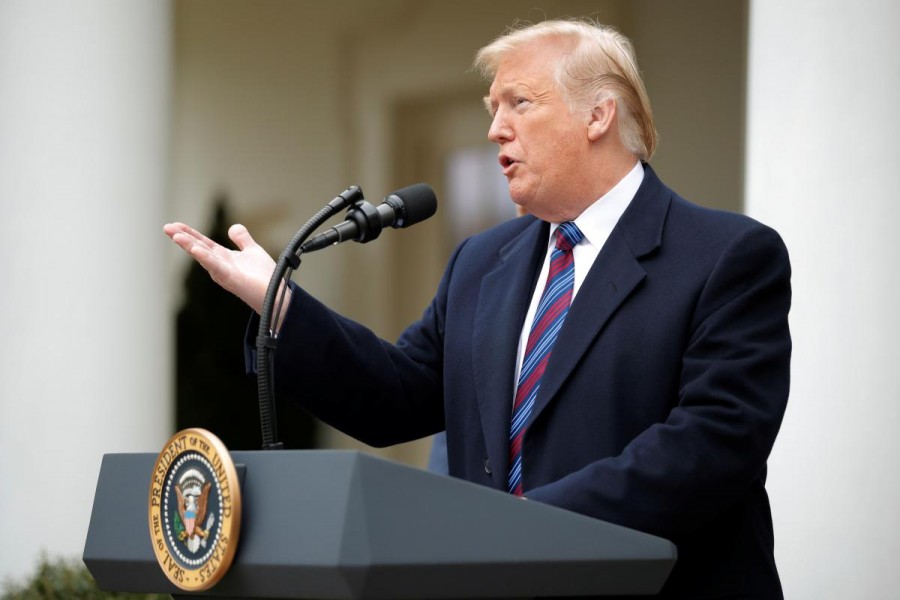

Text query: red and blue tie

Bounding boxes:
[508,221,584,496]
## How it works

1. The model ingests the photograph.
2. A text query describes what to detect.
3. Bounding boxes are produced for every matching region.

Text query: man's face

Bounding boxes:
[486,38,593,222]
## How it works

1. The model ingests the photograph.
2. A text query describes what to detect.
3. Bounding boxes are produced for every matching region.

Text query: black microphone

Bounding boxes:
[299,183,437,253]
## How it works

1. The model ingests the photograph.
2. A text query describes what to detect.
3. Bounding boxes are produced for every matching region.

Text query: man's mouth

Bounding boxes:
[499,155,518,173]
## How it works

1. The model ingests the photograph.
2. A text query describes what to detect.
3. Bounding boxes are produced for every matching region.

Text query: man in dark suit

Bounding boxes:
[165,19,790,598]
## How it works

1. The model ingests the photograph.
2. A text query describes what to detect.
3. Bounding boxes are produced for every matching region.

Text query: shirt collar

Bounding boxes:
[549,161,644,249]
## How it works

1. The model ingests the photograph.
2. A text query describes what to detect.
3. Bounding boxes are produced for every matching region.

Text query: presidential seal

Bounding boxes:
[148,428,241,591]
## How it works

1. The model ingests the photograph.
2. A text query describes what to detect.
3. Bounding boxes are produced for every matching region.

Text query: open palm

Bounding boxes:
[163,222,282,314]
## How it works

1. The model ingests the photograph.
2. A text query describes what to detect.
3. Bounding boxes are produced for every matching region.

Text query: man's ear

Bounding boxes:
[587,98,616,142]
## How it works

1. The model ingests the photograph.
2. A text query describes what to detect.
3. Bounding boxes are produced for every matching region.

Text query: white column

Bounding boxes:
[0,0,172,581]
[746,1,900,597]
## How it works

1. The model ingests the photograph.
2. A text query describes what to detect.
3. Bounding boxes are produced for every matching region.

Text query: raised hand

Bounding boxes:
[163,222,287,314]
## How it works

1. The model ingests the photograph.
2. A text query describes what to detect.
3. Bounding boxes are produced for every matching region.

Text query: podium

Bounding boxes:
[84,450,676,599]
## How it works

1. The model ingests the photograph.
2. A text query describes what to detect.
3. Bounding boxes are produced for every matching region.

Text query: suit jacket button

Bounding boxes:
[483,458,491,475]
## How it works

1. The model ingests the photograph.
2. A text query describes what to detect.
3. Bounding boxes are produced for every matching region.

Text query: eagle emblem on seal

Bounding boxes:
[174,468,215,553]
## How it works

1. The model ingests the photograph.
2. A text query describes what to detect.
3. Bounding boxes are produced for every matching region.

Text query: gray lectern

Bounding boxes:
[84,450,676,599]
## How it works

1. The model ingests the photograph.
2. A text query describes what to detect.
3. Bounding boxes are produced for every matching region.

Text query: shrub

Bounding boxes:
[1,555,167,600]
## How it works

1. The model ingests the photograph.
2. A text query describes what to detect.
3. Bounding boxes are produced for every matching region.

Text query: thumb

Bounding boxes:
[228,224,258,251]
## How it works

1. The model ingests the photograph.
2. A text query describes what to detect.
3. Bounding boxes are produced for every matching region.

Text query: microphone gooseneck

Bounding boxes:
[256,185,364,450]
[255,183,437,450]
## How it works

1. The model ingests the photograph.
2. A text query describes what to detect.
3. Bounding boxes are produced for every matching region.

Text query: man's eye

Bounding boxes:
[514,97,531,110]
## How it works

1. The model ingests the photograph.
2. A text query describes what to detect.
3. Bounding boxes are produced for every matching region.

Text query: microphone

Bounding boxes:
[300,183,437,253]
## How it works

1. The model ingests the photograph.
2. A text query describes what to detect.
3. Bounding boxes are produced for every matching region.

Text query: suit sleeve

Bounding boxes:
[244,240,469,447]
[525,224,791,539]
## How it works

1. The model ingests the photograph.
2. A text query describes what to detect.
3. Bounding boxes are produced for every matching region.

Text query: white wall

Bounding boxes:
[0,0,173,582]
[746,1,900,596]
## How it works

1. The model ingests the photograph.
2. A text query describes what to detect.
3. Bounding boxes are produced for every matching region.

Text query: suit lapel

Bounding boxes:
[472,218,548,490]
[527,166,672,428]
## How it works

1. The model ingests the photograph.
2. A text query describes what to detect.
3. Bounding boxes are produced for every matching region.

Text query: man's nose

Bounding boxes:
[488,109,513,143]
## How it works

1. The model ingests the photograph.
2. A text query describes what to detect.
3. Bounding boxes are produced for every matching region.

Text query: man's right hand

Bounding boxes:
[163,222,288,315]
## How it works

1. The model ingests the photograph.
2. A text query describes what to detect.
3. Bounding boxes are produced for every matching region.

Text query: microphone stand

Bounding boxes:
[255,186,364,450]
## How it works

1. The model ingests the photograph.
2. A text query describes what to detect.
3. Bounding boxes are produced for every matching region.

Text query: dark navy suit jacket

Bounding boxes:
[256,166,791,598]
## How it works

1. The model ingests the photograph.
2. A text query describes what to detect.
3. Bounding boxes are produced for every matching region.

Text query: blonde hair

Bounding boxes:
[475,19,657,161]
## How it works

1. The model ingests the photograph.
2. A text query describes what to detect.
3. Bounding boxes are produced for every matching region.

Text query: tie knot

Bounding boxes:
[555,222,583,252]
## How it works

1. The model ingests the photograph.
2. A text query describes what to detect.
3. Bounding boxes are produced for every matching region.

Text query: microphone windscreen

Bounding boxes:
[390,183,437,228]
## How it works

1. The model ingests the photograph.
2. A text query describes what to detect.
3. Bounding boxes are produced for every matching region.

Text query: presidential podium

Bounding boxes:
[83,450,676,599]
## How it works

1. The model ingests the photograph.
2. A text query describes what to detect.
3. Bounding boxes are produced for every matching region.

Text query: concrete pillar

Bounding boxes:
[746,1,900,596]
[0,0,172,581]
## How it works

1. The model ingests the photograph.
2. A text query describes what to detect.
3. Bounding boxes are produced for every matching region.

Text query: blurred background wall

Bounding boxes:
[1,0,898,598]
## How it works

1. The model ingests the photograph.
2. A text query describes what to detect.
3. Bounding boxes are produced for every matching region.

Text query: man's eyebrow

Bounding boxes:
[483,83,513,114]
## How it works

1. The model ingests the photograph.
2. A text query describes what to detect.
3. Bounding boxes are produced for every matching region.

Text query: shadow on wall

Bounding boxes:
[175,194,316,450]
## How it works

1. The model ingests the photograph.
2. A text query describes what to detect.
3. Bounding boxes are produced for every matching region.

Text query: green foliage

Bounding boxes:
[1,555,167,600]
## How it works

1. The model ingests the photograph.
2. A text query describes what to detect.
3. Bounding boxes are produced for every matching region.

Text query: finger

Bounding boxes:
[163,222,197,243]
[177,223,219,248]
[184,240,236,285]
[169,231,212,271]
[164,222,195,239]
[228,224,259,252]
[169,231,206,257]
[187,243,222,275]
[164,222,217,249]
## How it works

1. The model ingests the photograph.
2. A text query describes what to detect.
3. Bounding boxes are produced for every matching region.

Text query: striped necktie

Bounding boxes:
[508,221,584,496]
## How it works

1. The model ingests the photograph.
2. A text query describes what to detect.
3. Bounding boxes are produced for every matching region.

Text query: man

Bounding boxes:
[165,20,790,598]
